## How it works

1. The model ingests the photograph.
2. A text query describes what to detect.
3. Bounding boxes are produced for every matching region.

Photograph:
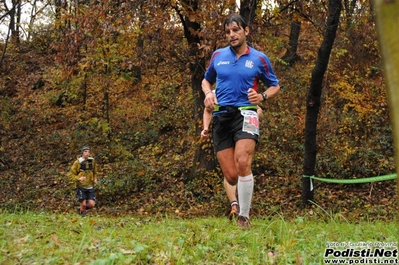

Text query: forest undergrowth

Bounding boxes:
[0,31,397,223]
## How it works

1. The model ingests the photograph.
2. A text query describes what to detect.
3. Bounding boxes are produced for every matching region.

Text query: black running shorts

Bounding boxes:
[212,107,259,152]
[76,187,96,202]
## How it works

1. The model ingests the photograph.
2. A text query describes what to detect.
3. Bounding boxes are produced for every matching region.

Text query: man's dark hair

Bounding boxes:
[224,14,248,31]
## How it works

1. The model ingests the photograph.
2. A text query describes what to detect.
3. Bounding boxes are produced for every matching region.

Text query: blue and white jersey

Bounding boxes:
[204,46,279,108]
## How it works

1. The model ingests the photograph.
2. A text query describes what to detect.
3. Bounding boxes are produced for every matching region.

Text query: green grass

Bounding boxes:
[0,208,397,265]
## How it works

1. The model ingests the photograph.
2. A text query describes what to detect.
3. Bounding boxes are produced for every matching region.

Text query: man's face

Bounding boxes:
[225,22,248,50]
[82,150,90,159]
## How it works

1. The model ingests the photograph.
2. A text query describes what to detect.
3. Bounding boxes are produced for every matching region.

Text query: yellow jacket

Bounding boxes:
[68,157,98,188]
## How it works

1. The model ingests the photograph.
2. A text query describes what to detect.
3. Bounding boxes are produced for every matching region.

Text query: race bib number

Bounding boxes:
[241,110,259,135]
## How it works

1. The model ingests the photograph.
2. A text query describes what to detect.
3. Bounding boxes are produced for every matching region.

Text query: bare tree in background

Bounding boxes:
[302,0,342,205]
[0,0,20,67]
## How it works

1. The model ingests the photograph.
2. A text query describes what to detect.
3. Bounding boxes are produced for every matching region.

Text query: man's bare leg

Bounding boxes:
[224,178,239,219]
[217,148,239,219]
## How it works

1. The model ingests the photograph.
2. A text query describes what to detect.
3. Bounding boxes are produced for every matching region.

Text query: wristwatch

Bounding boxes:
[261,92,268,101]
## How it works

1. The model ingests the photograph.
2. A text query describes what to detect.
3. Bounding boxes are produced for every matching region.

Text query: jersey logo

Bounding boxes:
[217,61,230,66]
[245,60,254,68]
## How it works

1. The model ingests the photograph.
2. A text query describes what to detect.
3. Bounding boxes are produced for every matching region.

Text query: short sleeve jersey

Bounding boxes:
[204,46,279,107]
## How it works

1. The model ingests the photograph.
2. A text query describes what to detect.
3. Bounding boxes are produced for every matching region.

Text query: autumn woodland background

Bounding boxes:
[0,0,396,220]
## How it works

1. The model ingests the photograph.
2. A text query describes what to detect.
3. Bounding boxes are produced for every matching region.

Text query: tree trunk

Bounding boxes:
[133,2,146,85]
[190,72,217,181]
[240,0,257,44]
[0,6,14,68]
[240,0,257,26]
[10,0,21,44]
[302,0,342,206]
[372,0,399,234]
[54,0,62,29]
[282,20,301,66]
[9,1,16,43]
[176,1,216,181]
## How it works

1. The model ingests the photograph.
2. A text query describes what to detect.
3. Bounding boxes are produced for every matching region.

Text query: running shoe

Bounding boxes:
[77,208,87,217]
[237,215,251,229]
[228,204,239,220]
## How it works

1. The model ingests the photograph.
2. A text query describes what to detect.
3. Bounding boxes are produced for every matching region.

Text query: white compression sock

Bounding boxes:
[237,174,254,218]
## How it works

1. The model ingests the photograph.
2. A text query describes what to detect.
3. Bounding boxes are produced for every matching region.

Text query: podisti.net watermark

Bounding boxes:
[324,242,398,264]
